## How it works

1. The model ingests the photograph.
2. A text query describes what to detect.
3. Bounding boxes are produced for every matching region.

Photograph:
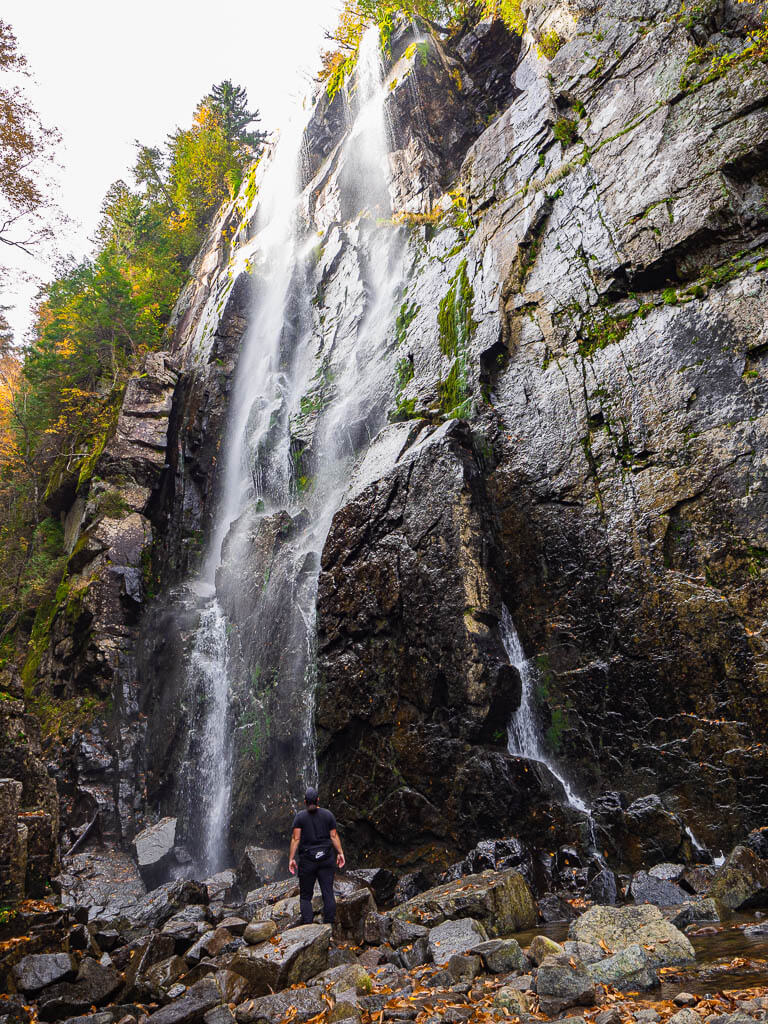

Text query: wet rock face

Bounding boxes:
[28,0,768,877]
[0,699,59,899]
[315,420,575,865]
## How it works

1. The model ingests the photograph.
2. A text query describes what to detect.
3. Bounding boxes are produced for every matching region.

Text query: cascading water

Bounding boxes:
[189,602,232,871]
[501,605,591,815]
[180,24,406,870]
[182,115,308,875]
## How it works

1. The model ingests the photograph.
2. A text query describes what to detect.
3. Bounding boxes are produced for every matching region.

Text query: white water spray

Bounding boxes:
[184,26,407,871]
[190,601,232,872]
[501,605,591,815]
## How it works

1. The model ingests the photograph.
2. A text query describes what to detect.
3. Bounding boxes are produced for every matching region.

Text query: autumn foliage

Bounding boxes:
[0,61,264,645]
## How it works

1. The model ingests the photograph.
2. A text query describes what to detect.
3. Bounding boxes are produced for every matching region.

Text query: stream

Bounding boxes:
[512,914,768,997]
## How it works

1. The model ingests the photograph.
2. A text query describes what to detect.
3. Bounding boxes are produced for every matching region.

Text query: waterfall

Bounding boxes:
[501,605,591,815]
[189,601,232,872]
[182,116,308,874]
[181,24,406,871]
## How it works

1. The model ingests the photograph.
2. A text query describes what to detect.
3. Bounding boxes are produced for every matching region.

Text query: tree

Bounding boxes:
[0,19,60,258]
[208,80,266,151]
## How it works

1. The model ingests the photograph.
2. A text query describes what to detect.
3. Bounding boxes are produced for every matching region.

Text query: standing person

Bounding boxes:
[289,786,346,925]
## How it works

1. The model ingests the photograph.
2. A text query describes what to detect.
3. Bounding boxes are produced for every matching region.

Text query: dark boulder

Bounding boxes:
[630,871,688,906]
[132,818,178,890]
[37,959,123,1022]
[237,847,285,892]
[146,978,223,1024]
[536,954,595,1016]
[12,954,76,994]
[708,846,768,909]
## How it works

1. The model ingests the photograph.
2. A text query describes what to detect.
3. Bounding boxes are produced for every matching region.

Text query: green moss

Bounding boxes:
[662,287,678,305]
[96,489,131,519]
[404,41,430,67]
[390,397,418,422]
[395,356,414,392]
[546,707,568,753]
[396,299,420,347]
[577,300,653,357]
[437,358,471,419]
[77,387,125,490]
[437,260,477,358]
[553,117,577,146]
[537,29,562,59]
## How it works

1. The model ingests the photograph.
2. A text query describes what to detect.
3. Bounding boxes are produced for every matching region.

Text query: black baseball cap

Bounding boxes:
[305,787,319,805]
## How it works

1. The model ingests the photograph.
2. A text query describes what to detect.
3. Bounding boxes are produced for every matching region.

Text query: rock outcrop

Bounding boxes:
[16,0,768,880]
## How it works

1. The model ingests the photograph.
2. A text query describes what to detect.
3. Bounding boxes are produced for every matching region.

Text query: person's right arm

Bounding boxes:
[289,827,301,875]
[330,828,345,869]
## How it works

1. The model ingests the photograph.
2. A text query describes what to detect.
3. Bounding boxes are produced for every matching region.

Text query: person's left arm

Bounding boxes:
[289,827,301,875]
[330,828,345,869]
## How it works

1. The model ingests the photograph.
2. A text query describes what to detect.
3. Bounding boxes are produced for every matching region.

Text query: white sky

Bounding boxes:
[2,0,343,341]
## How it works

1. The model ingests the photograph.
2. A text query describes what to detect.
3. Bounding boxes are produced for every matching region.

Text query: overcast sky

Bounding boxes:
[3,0,343,340]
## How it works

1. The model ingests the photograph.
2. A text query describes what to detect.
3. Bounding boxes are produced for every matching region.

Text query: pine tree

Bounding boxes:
[207,80,266,151]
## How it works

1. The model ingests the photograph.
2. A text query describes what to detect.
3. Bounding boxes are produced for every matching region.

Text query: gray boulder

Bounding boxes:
[237,848,286,892]
[345,868,397,905]
[562,941,604,965]
[362,911,392,945]
[529,935,564,965]
[664,898,719,929]
[239,991,325,1024]
[204,870,237,903]
[129,879,209,930]
[536,954,595,1016]
[538,894,579,922]
[204,1009,235,1024]
[235,989,324,1024]
[334,888,376,943]
[708,846,768,910]
[391,869,536,936]
[229,923,332,995]
[133,818,177,890]
[399,936,432,969]
[471,938,525,974]
[569,904,695,967]
[12,954,76,994]
[680,866,716,894]
[630,871,688,906]
[37,959,123,1022]
[587,944,659,991]
[390,918,428,948]
[140,956,188,1000]
[668,1011,700,1024]
[124,933,177,996]
[447,953,482,981]
[243,921,277,945]
[493,988,532,1014]
[428,917,488,964]
[309,964,372,996]
[649,864,686,882]
[146,978,223,1024]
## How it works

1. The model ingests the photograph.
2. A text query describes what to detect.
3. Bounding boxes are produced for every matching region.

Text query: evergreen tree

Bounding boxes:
[207,80,266,151]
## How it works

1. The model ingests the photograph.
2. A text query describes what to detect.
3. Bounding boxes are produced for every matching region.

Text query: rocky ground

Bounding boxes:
[2,832,768,1024]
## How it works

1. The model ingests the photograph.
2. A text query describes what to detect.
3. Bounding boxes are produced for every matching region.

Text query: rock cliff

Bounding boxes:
[13,0,768,880]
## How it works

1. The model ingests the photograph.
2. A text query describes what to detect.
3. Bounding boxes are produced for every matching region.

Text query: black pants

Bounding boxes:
[298,854,336,924]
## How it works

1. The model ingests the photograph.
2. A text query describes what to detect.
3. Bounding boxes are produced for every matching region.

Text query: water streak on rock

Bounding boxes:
[501,605,590,816]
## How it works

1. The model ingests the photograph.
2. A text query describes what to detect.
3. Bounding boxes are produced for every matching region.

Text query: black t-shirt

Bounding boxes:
[292,807,336,853]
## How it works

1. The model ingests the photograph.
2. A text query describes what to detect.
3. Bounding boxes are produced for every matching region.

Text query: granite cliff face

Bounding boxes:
[15,0,768,881]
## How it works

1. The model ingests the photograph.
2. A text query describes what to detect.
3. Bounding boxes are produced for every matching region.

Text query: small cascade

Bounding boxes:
[501,605,591,815]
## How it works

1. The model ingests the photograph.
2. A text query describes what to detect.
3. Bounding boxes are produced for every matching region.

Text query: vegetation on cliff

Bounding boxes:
[0,21,265,689]
[319,0,524,96]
